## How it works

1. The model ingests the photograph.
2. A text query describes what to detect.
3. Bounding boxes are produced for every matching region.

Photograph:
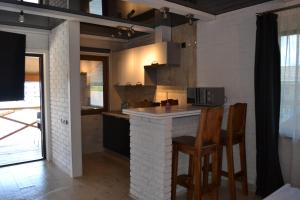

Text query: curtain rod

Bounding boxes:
[257,3,300,15]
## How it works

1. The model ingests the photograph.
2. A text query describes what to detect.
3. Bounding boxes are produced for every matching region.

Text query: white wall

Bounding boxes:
[49,21,82,177]
[197,0,300,185]
[0,25,49,51]
[68,21,82,177]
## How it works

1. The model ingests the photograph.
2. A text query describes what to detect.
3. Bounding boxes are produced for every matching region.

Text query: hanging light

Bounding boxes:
[160,7,169,19]
[19,10,25,23]
[186,14,194,25]
[127,31,132,38]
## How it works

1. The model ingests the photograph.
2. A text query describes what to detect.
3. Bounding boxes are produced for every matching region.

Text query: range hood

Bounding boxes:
[143,42,181,68]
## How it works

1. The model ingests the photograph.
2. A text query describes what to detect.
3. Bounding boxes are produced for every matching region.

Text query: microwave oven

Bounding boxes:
[187,87,225,106]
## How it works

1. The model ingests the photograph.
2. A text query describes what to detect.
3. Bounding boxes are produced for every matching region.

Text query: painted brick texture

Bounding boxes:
[49,21,71,174]
[129,115,199,200]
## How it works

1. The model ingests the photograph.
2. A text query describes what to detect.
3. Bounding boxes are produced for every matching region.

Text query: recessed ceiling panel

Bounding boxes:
[166,0,274,15]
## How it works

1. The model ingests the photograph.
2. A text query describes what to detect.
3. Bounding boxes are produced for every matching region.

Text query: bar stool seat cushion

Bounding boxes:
[173,136,195,146]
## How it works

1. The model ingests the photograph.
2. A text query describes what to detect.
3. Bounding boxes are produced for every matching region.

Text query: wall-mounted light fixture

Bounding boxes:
[186,14,194,25]
[19,10,25,23]
[127,9,136,19]
[129,26,135,35]
[160,7,170,19]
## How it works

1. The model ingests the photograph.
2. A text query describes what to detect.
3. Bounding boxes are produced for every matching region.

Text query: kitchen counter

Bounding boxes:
[81,106,103,115]
[102,111,129,120]
[123,105,201,118]
[123,105,202,200]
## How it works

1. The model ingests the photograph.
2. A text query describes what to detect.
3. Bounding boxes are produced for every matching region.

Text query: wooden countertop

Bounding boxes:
[102,111,129,120]
[81,106,103,115]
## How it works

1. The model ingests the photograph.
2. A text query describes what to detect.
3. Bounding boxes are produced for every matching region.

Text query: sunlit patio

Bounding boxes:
[0,108,42,166]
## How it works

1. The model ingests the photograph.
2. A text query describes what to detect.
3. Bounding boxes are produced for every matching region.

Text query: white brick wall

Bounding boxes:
[196,0,300,185]
[129,115,199,200]
[49,21,71,174]
[49,21,82,177]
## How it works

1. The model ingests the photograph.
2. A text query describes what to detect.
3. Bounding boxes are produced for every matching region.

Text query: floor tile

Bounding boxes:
[0,152,261,200]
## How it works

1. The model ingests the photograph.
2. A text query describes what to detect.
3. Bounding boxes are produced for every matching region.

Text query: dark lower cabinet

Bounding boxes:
[103,114,130,158]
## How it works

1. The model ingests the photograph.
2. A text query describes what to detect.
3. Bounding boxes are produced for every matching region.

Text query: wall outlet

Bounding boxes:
[61,119,69,125]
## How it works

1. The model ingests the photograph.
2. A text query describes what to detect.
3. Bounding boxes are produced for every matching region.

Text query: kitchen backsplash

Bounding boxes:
[155,86,187,106]
[115,85,157,108]
[114,85,187,109]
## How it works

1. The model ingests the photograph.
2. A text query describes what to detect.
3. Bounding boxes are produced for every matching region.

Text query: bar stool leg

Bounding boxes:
[212,150,220,200]
[187,156,194,200]
[226,144,236,200]
[172,144,179,200]
[239,139,248,195]
[218,146,223,186]
[203,154,210,189]
[194,154,202,200]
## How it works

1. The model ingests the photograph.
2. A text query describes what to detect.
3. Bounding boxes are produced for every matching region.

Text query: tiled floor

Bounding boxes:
[0,152,260,200]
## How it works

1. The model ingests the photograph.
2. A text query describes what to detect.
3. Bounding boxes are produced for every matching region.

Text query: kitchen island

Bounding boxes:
[123,105,202,200]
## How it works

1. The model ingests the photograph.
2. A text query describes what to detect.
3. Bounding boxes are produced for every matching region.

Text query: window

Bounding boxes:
[89,0,102,15]
[80,0,103,15]
[23,0,40,4]
[80,55,108,110]
[280,33,300,138]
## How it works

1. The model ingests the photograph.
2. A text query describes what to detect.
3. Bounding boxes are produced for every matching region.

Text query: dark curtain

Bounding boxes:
[0,31,26,101]
[254,13,284,197]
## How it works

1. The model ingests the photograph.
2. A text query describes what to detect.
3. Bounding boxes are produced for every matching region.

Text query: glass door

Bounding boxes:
[0,54,45,166]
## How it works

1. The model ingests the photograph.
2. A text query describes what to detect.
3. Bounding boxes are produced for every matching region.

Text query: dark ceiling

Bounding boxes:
[101,0,192,28]
[0,0,276,41]
[80,23,149,40]
[0,10,63,30]
[166,0,274,15]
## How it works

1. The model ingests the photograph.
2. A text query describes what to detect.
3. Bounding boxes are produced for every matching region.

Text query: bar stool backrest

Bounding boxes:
[195,107,224,151]
[227,103,247,141]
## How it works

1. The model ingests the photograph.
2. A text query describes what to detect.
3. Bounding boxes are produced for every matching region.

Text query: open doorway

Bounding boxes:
[0,54,45,167]
[80,55,109,155]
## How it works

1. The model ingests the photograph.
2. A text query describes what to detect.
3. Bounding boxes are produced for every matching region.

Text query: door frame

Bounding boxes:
[26,53,47,159]
[0,53,46,168]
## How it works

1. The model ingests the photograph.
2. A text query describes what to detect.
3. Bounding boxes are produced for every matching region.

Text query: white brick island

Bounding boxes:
[123,105,202,200]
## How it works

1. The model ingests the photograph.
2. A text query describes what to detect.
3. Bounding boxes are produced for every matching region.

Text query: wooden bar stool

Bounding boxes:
[204,103,248,200]
[171,107,224,200]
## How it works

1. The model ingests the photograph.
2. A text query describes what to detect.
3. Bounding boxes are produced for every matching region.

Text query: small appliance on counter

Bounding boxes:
[187,87,225,106]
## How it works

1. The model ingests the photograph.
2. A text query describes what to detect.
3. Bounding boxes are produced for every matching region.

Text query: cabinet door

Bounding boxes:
[103,115,130,158]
